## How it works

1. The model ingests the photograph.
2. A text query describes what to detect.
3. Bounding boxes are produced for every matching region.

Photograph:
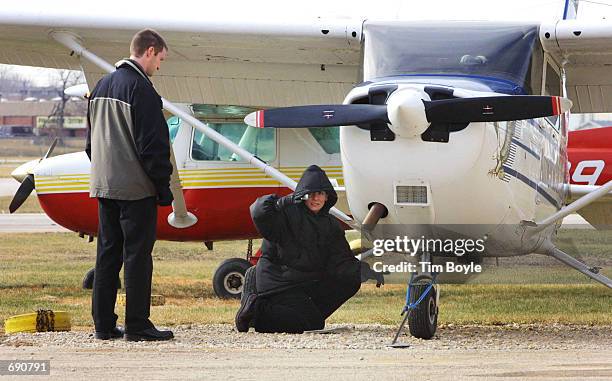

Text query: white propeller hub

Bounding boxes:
[386,88,431,138]
[10,159,40,183]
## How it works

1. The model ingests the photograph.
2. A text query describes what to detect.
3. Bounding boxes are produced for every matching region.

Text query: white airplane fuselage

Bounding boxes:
[342,81,568,257]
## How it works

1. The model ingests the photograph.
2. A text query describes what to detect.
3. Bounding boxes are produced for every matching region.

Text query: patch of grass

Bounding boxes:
[330,284,611,325]
[0,233,610,332]
[0,196,44,214]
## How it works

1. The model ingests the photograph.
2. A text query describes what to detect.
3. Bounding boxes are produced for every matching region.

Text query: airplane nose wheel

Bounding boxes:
[212,258,252,299]
[390,273,438,346]
[408,283,438,339]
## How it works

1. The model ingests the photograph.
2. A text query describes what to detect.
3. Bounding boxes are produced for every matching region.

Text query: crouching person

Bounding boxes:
[235,165,383,333]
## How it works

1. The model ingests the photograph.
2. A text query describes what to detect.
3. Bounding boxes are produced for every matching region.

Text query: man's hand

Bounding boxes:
[275,193,300,211]
[360,262,384,287]
[157,187,174,206]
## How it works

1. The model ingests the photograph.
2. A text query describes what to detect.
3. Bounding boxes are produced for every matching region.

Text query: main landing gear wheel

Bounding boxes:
[81,268,121,290]
[212,258,252,299]
[408,284,438,339]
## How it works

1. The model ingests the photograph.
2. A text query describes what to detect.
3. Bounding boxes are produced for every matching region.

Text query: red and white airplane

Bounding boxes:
[2,0,612,339]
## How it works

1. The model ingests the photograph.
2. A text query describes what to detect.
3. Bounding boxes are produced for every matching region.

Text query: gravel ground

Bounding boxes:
[1,324,611,380]
[2,323,611,351]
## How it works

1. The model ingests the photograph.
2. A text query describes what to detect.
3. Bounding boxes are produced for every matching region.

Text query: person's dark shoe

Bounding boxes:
[235,294,258,332]
[94,326,124,340]
[240,266,257,306]
[124,327,174,342]
[235,266,257,333]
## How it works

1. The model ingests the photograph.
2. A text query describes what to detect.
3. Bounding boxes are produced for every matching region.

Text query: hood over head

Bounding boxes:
[294,165,337,213]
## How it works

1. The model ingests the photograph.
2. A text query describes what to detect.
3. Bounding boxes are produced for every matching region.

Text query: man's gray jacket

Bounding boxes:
[85,59,173,200]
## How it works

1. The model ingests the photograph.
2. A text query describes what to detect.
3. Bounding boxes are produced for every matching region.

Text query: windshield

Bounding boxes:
[363,21,540,94]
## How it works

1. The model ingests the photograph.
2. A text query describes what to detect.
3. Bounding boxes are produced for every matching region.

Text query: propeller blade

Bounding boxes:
[244,104,388,128]
[43,137,58,159]
[9,174,35,213]
[424,95,572,123]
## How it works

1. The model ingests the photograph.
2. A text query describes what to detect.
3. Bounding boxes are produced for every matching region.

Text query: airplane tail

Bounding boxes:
[568,126,612,227]
[569,126,612,153]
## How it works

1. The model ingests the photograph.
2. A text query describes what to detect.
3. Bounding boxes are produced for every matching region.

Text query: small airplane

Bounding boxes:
[2,0,612,340]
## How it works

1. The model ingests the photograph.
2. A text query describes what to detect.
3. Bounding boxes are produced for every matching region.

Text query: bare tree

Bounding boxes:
[47,70,85,129]
[0,65,32,97]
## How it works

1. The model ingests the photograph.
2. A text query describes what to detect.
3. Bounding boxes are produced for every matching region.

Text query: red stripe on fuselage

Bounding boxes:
[37,187,291,241]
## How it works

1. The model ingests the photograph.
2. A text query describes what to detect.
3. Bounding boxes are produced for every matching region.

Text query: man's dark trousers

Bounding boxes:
[254,277,360,333]
[92,196,157,332]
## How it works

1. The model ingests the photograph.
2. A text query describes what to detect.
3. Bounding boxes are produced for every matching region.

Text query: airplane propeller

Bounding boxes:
[9,138,58,213]
[244,104,388,128]
[244,91,572,138]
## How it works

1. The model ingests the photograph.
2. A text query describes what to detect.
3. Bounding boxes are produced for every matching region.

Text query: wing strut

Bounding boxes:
[539,241,612,288]
[50,32,357,230]
[531,179,612,232]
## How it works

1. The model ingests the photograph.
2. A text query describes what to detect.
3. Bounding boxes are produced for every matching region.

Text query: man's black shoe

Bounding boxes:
[124,327,174,342]
[94,326,124,340]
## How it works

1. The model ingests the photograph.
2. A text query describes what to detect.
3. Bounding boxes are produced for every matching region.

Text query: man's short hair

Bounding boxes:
[130,29,168,57]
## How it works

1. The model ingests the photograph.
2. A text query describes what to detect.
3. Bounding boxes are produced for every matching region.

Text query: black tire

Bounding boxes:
[408,284,438,339]
[82,268,121,290]
[212,258,252,299]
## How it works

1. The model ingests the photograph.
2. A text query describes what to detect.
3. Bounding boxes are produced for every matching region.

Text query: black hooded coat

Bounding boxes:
[250,165,360,296]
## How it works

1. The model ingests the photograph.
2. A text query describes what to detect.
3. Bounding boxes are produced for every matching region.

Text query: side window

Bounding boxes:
[544,63,560,96]
[528,44,544,96]
[166,116,181,144]
[308,127,340,154]
[543,61,561,128]
[191,123,276,162]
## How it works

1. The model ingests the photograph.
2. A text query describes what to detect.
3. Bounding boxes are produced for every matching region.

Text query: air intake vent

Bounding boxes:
[396,185,428,204]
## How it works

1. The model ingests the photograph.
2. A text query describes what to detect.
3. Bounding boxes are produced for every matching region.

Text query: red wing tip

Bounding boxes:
[552,96,573,115]
[244,110,265,128]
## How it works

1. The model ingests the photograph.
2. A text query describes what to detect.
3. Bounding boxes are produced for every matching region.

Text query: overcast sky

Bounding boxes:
[4,0,612,86]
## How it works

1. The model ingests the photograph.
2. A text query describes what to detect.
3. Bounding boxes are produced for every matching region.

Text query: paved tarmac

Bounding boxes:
[0,178,20,197]
[1,324,611,380]
[0,213,69,233]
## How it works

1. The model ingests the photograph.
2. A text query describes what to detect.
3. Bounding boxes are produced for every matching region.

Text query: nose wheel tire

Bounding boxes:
[408,284,438,339]
[212,258,252,299]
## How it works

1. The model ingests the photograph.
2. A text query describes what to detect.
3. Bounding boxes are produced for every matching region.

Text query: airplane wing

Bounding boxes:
[541,19,612,113]
[0,2,363,229]
[0,2,362,107]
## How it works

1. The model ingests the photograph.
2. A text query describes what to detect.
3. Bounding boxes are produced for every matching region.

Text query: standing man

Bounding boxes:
[86,29,174,341]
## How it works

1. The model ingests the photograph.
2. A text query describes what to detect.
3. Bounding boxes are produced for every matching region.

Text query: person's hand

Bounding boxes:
[275,193,299,211]
[157,187,174,206]
[360,262,384,287]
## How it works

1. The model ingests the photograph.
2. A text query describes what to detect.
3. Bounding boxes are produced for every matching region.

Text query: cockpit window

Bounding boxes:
[191,123,276,162]
[308,127,340,154]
